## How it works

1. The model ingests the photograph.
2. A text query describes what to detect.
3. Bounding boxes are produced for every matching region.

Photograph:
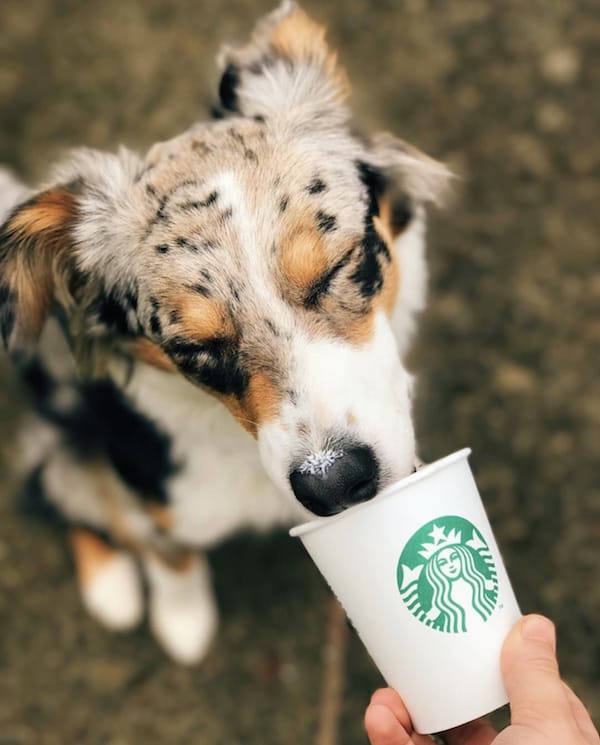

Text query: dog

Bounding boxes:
[0,1,450,664]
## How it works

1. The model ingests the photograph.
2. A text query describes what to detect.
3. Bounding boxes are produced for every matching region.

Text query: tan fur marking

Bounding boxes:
[343,313,376,345]
[215,371,282,437]
[147,502,175,531]
[128,339,177,372]
[10,189,76,237]
[174,295,234,341]
[70,528,119,587]
[245,370,281,424]
[373,210,401,317]
[218,394,257,436]
[280,228,328,292]
[2,189,77,345]
[269,8,349,101]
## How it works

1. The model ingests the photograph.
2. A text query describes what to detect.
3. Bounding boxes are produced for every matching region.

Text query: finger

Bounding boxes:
[364,703,414,745]
[369,689,433,745]
[370,688,414,732]
[562,682,600,744]
[440,717,497,745]
[501,614,571,727]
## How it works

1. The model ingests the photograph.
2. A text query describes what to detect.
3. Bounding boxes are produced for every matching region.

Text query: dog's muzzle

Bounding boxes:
[289,444,379,517]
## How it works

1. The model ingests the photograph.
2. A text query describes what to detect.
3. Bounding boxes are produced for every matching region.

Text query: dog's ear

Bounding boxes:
[0,149,142,361]
[362,133,453,236]
[216,1,349,124]
[0,184,80,360]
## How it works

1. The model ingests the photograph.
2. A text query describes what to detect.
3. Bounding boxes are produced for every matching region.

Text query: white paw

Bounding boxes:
[81,552,144,632]
[149,591,218,665]
[145,554,218,665]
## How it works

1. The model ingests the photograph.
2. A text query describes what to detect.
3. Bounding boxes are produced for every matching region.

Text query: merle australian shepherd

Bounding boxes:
[0,2,450,663]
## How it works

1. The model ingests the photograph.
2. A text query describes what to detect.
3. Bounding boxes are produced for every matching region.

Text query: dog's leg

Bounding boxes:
[69,528,144,631]
[143,551,218,665]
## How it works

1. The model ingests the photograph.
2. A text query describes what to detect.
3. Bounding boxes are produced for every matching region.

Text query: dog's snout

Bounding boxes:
[289,445,379,516]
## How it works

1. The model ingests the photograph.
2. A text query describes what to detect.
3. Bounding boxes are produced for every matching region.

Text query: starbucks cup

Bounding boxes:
[290,448,521,734]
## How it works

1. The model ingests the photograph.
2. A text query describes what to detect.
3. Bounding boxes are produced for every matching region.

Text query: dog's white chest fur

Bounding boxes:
[123,363,303,546]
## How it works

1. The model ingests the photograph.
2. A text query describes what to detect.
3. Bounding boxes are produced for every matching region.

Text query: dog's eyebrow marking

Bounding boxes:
[316,211,337,233]
[175,236,205,252]
[307,178,327,194]
[178,191,218,211]
[304,250,353,309]
[191,283,212,298]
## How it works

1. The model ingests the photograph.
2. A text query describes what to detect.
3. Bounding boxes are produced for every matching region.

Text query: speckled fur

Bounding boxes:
[0,2,450,663]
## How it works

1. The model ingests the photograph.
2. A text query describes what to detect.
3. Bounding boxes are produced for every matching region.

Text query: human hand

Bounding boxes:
[364,614,599,745]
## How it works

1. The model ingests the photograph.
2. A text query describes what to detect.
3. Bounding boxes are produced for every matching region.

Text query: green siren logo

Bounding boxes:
[397,516,499,633]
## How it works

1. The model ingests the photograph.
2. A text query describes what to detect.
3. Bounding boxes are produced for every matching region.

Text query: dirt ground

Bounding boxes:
[0,1,598,743]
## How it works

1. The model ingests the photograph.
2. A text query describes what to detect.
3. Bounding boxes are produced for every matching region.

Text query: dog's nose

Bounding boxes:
[289,445,380,516]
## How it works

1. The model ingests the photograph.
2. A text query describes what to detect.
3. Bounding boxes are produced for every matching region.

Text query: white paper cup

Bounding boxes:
[290,448,521,734]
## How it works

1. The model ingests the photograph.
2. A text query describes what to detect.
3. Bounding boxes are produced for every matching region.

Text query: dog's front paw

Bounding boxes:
[145,554,218,665]
[80,551,144,632]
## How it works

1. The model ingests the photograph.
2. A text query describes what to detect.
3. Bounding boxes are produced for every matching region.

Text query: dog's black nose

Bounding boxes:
[289,445,379,516]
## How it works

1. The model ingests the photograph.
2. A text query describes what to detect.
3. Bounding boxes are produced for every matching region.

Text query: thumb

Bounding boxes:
[501,615,571,728]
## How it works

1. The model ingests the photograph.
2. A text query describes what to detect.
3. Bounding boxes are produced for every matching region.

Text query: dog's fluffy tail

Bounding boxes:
[0,167,27,224]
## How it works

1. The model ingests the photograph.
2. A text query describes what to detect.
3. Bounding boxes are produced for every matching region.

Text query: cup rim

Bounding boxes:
[289,447,472,538]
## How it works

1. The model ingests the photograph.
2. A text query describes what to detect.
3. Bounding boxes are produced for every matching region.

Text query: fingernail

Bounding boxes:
[522,615,555,646]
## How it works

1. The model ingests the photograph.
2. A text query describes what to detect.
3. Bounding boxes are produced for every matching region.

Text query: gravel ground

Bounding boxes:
[0,1,598,743]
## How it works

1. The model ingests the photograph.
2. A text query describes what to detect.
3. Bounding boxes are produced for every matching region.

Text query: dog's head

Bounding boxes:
[0,2,450,517]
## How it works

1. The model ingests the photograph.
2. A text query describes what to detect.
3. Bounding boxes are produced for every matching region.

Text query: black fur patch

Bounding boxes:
[179,191,218,211]
[191,283,211,298]
[351,232,386,298]
[356,161,386,222]
[0,283,15,347]
[316,212,337,233]
[76,381,177,503]
[307,178,327,194]
[97,289,133,335]
[279,196,289,213]
[156,195,169,221]
[149,310,162,337]
[219,64,240,112]
[391,198,413,232]
[176,236,198,252]
[19,362,177,505]
[156,243,170,254]
[164,336,249,397]
[18,465,65,526]
[305,251,353,309]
